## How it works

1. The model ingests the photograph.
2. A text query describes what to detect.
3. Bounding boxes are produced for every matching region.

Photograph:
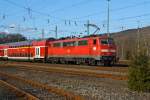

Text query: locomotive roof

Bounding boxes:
[49,34,108,43]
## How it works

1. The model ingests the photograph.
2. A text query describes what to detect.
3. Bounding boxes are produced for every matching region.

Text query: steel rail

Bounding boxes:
[0,71,85,100]
[1,64,128,80]
[0,80,39,100]
[4,61,128,72]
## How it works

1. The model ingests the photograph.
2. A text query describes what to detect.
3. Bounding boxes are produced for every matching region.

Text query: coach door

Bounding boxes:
[35,47,40,58]
[4,49,8,57]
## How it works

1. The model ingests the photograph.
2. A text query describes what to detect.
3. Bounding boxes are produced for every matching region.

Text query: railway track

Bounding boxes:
[0,65,149,100]
[0,80,38,100]
[0,66,128,100]
[0,63,128,80]
[0,61,128,73]
[0,71,85,100]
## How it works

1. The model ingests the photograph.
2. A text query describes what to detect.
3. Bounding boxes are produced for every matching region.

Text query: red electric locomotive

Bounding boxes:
[47,35,117,65]
[0,35,117,66]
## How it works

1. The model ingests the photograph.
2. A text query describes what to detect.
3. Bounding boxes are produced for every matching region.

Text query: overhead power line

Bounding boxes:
[3,0,65,21]
[3,0,150,28]
[3,0,93,23]
[114,13,150,21]
[72,0,150,20]
[49,0,95,14]
[94,12,150,26]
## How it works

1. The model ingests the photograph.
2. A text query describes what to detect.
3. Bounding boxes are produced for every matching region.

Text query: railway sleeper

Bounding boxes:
[0,72,85,100]
[0,80,39,100]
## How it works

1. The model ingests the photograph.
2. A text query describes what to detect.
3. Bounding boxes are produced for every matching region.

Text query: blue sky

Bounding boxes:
[0,0,150,39]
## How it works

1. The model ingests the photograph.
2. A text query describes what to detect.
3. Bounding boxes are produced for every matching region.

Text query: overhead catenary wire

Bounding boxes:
[1,0,150,39]
[48,0,96,14]
[71,0,150,20]
[3,0,87,23]
[3,0,64,21]
[3,0,150,24]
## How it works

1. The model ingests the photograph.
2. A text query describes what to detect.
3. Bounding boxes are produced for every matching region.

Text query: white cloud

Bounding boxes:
[4,29,9,33]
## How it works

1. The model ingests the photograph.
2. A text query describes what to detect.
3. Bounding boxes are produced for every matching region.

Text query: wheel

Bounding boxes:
[104,61,111,66]
[88,59,96,66]
[60,58,65,64]
[96,61,102,66]
[76,59,81,65]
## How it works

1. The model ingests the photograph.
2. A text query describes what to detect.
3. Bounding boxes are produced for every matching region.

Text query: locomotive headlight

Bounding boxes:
[101,49,116,52]
[93,47,97,51]
[67,49,71,53]
[101,49,109,52]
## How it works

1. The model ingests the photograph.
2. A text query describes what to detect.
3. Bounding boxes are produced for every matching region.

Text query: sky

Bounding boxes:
[0,0,150,39]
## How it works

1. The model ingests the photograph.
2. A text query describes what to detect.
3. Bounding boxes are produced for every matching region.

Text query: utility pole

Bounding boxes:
[55,25,58,39]
[137,21,140,53]
[87,20,90,35]
[121,26,124,60]
[107,0,110,37]
[42,29,44,39]
[28,36,31,61]
[121,26,124,31]
[18,24,21,42]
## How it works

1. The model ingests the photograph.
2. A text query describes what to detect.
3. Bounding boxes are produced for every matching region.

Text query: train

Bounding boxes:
[0,35,117,66]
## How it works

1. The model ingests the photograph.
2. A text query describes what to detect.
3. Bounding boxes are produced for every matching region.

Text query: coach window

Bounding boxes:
[36,48,40,55]
[31,53,33,57]
[78,40,88,46]
[25,53,27,57]
[93,39,97,45]
[28,53,30,57]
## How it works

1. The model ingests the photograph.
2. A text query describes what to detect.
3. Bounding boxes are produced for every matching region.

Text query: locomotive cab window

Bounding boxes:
[101,39,108,44]
[101,38,114,45]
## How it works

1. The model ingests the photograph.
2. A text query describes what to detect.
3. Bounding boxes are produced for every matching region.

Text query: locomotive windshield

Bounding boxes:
[100,38,114,45]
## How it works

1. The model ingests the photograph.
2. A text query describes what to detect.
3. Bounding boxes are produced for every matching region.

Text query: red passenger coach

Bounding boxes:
[0,45,4,58]
[0,45,8,60]
[0,40,48,61]
[7,41,33,60]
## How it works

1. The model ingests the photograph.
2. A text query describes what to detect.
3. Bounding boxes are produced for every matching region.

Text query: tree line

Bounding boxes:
[0,32,27,44]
